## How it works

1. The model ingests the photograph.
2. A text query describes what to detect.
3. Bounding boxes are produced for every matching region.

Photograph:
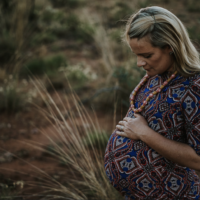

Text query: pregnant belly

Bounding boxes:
[104,132,193,199]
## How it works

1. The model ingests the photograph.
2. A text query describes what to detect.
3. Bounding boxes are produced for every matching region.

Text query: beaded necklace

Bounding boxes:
[130,71,177,113]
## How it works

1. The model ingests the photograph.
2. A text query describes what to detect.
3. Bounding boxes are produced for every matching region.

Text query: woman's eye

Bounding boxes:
[144,55,151,58]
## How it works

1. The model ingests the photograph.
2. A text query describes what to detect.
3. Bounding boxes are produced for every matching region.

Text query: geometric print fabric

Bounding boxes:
[104,72,200,199]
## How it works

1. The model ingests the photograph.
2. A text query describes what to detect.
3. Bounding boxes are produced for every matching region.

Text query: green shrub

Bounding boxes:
[187,1,200,12]
[65,67,89,90]
[45,55,67,73]
[113,66,140,90]
[176,14,189,23]
[20,58,45,77]
[105,2,133,28]
[91,64,145,112]
[67,70,88,83]
[36,11,94,44]
[40,7,65,24]
[20,55,67,78]
[77,23,94,43]
[56,14,94,43]
[50,0,81,8]
[0,0,15,14]
[114,65,145,106]
[31,32,57,45]
[138,0,151,8]
[0,86,27,114]
[40,8,56,24]
[0,0,15,35]
[64,63,96,88]
[0,37,16,65]
[50,26,68,38]
[187,26,200,43]
[110,29,122,43]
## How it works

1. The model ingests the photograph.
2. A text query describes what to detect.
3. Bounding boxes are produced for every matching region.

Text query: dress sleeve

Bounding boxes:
[182,78,200,155]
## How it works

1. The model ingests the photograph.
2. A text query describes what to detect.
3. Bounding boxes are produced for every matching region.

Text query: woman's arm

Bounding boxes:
[116,113,200,171]
[139,125,200,170]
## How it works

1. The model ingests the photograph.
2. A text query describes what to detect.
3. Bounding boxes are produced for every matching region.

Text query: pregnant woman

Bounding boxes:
[104,6,200,199]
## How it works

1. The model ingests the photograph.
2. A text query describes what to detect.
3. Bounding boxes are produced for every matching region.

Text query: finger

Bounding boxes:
[123,117,131,122]
[118,121,127,126]
[116,131,126,137]
[116,125,121,130]
[116,125,124,131]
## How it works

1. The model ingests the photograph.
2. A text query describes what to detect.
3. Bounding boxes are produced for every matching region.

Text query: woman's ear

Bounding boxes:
[164,45,173,54]
[165,44,172,50]
[169,45,173,52]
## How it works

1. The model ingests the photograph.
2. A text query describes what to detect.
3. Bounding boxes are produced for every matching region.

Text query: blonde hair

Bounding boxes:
[125,6,200,76]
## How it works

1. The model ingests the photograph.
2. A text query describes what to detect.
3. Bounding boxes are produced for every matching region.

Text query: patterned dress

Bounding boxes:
[104,72,200,199]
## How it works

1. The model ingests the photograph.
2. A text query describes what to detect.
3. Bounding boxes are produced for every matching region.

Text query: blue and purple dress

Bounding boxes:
[104,72,200,199]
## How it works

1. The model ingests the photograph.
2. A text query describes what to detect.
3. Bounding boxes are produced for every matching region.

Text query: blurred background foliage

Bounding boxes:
[0,0,200,113]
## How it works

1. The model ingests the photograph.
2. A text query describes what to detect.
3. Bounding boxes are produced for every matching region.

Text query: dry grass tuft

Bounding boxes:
[0,78,122,200]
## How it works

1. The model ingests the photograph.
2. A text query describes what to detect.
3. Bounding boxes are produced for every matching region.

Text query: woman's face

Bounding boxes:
[128,36,174,77]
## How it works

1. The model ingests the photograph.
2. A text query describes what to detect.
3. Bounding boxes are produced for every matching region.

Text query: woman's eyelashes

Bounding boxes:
[132,52,152,58]
[144,54,152,58]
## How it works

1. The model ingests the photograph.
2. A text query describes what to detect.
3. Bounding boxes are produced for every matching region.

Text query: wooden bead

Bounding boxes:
[138,108,142,112]
[143,101,147,105]
[171,74,175,78]
[156,88,161,93]
[163,81,168,86]
[149,93,153,98]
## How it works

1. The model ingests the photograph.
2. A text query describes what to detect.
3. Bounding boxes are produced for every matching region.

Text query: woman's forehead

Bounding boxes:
[129,37,154,53]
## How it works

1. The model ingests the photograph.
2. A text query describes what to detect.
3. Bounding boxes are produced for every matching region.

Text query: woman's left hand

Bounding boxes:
[116,113,149,140]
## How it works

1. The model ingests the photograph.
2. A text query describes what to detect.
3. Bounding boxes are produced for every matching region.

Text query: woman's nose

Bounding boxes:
[137,57,146,67]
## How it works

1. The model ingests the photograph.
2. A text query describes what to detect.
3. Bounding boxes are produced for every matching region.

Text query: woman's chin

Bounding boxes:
[146,70,156,77]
